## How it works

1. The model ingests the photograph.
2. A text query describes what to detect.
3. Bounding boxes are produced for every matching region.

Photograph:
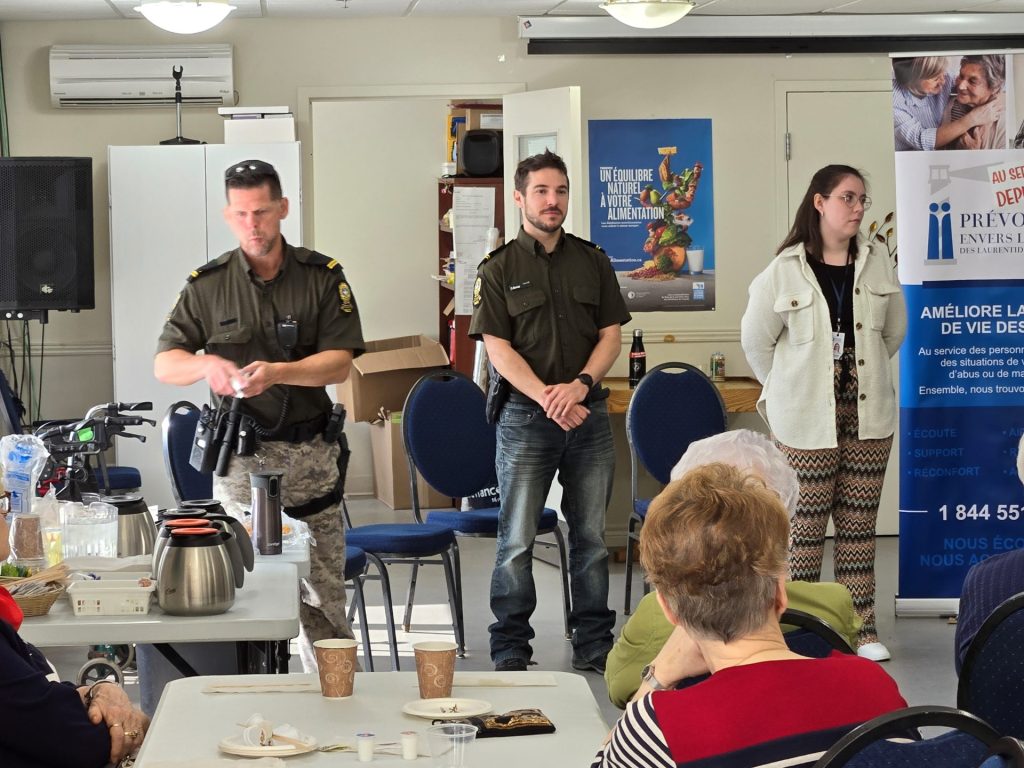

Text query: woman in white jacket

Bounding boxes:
[741,165,906,662]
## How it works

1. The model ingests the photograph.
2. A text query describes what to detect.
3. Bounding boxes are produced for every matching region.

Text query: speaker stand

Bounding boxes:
[159,65,205,147]
[2,310,48,324]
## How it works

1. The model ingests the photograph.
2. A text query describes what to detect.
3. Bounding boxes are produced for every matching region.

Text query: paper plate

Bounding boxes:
[401,697,492,720]
[218,734,317,758]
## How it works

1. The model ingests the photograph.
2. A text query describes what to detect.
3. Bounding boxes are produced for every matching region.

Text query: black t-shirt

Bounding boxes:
[807,257,855,350]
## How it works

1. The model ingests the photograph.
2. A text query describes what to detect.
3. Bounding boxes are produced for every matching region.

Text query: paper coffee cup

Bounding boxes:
[413,641,457,699]
[314,638,358,698]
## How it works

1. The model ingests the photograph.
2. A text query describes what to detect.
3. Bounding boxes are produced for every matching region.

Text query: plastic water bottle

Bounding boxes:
[629,329,647,389]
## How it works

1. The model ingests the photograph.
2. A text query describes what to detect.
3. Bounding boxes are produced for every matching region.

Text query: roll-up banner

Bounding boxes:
[893,51,1024,616]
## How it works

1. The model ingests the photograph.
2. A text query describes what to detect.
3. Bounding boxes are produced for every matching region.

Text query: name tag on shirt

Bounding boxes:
[832,332,845,360]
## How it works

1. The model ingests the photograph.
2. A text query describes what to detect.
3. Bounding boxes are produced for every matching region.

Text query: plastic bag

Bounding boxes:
[0,434,49,516]
[282,512,312,547]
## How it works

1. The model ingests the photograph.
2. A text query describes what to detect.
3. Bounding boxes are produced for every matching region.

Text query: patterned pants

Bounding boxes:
[776,351,893,646]
[213,437,353,673]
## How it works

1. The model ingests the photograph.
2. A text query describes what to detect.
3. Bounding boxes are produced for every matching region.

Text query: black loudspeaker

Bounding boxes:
[462,130,503,177]
[0,157,94,312]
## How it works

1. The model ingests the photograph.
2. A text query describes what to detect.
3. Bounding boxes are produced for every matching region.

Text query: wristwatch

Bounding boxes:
[576,373,594,388]
[640,663,672,691]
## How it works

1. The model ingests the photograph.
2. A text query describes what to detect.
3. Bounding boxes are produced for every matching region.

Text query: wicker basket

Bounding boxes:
[11,585,65,617]
[0,576,67,617]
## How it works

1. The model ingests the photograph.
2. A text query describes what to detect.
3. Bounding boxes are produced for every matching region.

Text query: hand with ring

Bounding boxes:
[80,683,150,763]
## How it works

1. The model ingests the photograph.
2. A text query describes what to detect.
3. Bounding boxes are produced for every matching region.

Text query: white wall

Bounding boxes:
[0,16,895,501]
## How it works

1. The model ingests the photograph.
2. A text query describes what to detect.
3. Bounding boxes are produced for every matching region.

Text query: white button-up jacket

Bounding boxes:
[741,241,907,450]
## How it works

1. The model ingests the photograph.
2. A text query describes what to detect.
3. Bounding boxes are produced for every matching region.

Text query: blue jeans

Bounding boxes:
[490,399,616,664]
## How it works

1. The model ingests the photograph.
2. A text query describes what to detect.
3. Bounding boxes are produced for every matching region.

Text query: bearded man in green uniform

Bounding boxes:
[470,150,631,673]
[155,159,365,672]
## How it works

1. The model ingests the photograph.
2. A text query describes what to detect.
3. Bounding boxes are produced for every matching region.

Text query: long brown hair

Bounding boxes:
[777,164,865,261]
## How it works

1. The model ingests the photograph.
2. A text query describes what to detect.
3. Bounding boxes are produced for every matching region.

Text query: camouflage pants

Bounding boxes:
[213,437,352,673]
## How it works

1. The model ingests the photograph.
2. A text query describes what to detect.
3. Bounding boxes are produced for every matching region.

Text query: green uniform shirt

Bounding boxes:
[469,227,631,387]
[157,240,365,428]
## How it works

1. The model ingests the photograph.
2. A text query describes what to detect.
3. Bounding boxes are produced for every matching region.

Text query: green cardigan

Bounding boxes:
[605,581,861,708]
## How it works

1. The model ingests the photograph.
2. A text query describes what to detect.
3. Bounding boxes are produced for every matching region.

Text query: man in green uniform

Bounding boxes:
[155,159,365,672]
[469,150,631,673]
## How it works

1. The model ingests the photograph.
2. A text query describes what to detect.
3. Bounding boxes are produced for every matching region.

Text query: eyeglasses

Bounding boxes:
[823,192,872,210]
[224,159,279,182]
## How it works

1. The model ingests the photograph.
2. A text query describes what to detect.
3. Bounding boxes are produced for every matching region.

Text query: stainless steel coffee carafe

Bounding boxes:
[250,470,284,555]
[155,527,238,616]
[104,494,157,557]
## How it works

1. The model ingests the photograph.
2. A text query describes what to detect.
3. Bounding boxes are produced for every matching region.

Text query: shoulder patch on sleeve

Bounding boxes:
[186,253,231,282]
[299,249,342,271]
[565,233,604,252]
[485,242,511,261]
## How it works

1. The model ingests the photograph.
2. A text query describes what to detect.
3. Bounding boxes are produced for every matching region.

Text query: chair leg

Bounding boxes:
[551,524,572,641]
[449,542,466,652]
[366,553,400,671]
[624,517,636,615]
[350,573,374,672]
[441,547,466,657]
[403,562,420,633]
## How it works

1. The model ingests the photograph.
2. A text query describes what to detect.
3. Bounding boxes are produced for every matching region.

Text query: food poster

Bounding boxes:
[588,119,716,312]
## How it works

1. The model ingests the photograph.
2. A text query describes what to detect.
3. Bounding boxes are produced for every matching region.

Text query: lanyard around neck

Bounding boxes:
[826,253,852,332]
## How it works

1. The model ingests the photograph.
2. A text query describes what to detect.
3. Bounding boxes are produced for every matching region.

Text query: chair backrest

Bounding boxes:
[625,362,728,487]
[981,737,1024,768]
[403,370,497,515]
[958,592,1024,739]
[162,400,212,504]
[814,705,1001,768]
[780,608,855,657]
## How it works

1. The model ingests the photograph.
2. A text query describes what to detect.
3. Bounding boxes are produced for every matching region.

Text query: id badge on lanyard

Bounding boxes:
[832,331,845,360]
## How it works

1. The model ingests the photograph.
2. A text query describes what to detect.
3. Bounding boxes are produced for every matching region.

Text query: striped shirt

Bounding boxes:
[893,72,954,152]
[591,653,906,768]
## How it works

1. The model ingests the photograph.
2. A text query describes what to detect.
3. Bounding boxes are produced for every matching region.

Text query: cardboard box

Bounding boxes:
[336,335,450,423]
[370,412,453,511]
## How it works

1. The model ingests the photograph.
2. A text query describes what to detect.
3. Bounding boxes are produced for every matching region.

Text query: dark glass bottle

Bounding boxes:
[629,329,646,389]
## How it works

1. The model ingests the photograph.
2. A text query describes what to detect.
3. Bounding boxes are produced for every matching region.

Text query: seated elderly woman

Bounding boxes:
[592,464,906,768]
[0,509,149,768]
[605,429,863,709]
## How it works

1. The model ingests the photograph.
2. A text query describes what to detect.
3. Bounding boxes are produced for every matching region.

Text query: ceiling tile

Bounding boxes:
[821,0,996,12]
[412,0,564,15]
[263,0,412,17]
[972,0,1024,9]
[0,0,118,20]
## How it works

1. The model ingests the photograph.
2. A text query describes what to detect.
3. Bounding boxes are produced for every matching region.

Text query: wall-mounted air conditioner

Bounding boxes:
[49,44,236,109]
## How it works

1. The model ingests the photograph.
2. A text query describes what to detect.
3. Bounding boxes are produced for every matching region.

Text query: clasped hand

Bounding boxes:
[541,380,590,431]
[81,682,150,764]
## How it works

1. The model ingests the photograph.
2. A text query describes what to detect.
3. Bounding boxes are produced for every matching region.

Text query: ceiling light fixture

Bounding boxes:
[135,0,236,35]
[599,0,696,30]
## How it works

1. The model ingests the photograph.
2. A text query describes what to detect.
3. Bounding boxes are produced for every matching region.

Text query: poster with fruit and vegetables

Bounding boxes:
[588,119,715,312]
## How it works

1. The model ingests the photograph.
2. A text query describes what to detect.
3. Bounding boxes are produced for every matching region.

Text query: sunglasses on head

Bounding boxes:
[224,159,279,181]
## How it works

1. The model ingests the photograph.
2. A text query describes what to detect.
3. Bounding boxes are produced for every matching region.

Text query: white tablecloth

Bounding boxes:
[135,671,610,766]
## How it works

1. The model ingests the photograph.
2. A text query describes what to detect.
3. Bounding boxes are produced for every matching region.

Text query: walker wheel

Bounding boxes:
[77,657,124,687]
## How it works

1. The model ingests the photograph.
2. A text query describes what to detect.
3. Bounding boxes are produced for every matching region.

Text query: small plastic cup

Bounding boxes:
[426,723,477,768]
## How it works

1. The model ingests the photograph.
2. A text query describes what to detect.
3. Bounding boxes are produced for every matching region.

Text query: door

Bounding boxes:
[784,87,901,536]
[502,86,583,238]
